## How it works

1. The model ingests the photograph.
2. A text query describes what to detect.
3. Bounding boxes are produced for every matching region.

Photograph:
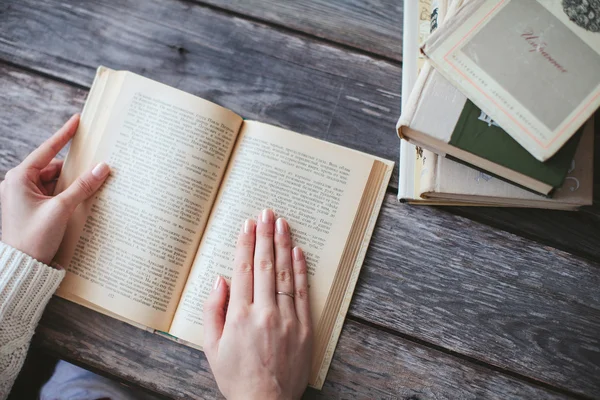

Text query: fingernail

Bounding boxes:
[276,218,287,234]
[293,247,304,261]
[213,276,221,291]
[261,208,273,223]
[92,162,110,179]
[243,219,255,234]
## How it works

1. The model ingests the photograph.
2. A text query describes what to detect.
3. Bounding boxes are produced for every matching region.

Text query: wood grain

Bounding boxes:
[352,194,600,397]
[1,31,600,398]
[35,298,570,400]
[447,204,600,262]
[195,0,403,61]
[0,66,86,178]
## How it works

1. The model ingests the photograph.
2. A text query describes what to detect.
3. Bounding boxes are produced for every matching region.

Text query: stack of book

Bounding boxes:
[397,0,599,210]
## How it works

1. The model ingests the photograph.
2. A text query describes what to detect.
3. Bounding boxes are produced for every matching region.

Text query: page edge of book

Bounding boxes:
[312,161,393,389]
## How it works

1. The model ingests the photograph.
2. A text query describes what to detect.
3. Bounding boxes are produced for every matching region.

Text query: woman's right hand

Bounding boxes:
[203,209,313,400]
[1,114,110,265]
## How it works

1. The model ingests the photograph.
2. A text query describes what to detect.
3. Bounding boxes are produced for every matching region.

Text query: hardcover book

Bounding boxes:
[400,0,453,200]
[422,0,600,161]
[402,118,594,210]
[53,67,393,389]
[397,63,582,195]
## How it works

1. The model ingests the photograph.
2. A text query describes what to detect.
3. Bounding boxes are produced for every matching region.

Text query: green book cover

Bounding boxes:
[449,100,582,188]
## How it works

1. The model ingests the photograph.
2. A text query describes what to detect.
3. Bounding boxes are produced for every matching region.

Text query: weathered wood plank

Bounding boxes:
[195,0,403,61]
[2,64,599,397]
[0,67,86,177]
[353,195,600,397]
[34,298,570,400]
[447,203,600,262]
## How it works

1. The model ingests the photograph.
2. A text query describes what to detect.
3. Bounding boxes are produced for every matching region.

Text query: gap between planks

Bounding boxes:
[347,315,594,400]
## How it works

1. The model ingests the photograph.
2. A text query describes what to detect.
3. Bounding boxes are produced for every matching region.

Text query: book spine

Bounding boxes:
[401,0,419,113]
[398,0,423,199]
[397,63,433,137]
[400,0,449,200]
[398,139,417,200]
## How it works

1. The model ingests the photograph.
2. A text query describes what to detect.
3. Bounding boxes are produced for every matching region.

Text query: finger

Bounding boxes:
[42,180,59,197]
[254,208,276,307]
[274,218,295,318]
[22,114,79,170]
[39,159,64,182]
[37,159,63,196]
[203,276,229,355]
[293,247,311,327]
[56,162,110,210]
[228,219,255,309]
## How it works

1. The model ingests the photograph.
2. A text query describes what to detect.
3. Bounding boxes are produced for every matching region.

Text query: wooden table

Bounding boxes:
[1,1,599,398]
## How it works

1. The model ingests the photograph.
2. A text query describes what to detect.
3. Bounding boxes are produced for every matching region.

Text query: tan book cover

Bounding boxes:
[53,67,393,389]
[422,0,600,161]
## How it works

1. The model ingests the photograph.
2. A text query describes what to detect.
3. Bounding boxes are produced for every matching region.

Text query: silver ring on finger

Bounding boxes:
[276,291,295,299]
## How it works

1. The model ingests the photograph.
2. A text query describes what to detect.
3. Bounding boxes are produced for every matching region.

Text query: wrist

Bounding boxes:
[0,242,65,322]
[0,237,53,266]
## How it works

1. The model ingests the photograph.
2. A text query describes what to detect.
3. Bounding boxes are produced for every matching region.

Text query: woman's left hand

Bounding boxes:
[203,210,313,400]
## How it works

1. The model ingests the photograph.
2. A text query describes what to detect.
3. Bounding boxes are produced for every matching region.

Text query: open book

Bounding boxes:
[53,67,393,389]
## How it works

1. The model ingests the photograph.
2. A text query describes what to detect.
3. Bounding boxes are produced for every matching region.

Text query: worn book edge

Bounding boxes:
[314,160,393,389]
[422,0,600,161]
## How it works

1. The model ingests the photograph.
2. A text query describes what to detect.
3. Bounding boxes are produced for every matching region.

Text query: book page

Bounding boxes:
[169,121,374,346]
[54,69,243,331]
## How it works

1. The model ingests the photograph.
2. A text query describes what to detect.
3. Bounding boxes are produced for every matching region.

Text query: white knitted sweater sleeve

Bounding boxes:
[0,242,65,400]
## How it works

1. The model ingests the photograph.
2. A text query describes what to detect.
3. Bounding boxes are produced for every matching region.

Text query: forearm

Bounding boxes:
[0,242,64,400]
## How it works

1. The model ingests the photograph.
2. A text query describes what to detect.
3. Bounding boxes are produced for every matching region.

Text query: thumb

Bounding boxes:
[204,275,228,354]
[57,162,110,209]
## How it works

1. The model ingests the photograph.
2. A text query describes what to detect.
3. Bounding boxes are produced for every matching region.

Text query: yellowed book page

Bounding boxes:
[54,68,243,331]
[169,121,374,348]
